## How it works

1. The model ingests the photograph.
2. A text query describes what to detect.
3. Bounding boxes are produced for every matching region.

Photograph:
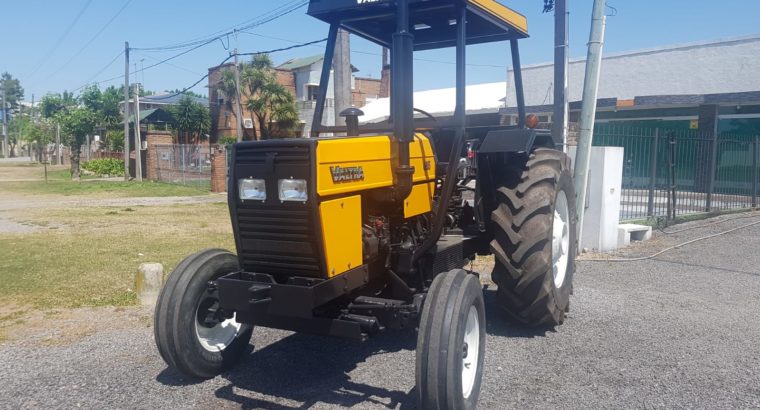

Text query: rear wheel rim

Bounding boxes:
[462,305,480,399]
[194,296,244,353]
[552,190,570,289]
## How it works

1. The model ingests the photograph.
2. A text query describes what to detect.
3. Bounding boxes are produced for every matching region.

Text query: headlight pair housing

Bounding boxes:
[238,178,307,202]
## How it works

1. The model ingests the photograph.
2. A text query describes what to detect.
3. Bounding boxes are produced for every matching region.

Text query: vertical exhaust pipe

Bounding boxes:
[552,0,569,148]
[391,0,415,201]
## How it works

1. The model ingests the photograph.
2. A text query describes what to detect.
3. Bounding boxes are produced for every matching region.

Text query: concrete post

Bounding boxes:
[135,263,164,306]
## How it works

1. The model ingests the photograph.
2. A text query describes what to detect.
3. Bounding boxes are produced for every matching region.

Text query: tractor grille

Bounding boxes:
[236,205,322,277]
[232,141,323,278]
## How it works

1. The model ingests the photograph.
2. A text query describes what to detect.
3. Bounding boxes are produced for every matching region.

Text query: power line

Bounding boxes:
[27,0,94,79]
[45,0,134,81]
[132,0,307,52]
[133,38,217,75]
[73,50,125,92]
[134,51,205,77]
[150,38,328,101]
[63,1,307,96]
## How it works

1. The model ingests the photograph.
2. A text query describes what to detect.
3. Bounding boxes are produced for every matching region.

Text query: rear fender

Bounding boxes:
[478,129,558,154]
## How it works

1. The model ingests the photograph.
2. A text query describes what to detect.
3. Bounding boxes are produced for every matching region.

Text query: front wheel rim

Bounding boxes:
[194,296,245,353]
[552,190,570,289]
[462,305,480,399]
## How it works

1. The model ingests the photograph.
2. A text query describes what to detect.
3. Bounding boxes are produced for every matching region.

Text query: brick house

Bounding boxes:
[208,55,384,140]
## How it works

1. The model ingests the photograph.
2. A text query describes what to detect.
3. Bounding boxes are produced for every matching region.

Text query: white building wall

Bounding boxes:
[505,35,760,108]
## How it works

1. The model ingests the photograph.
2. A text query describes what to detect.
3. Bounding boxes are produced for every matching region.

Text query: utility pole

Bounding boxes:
[232,49,244,142]
[2,86,7,158]
[123,41,131,180]
[333,28,352,129]
[56,123,61,165]
[573,0,607,246]
[133,82,143,182]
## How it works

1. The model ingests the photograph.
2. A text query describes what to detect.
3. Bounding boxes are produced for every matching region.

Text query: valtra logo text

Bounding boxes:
[330,165,365,183]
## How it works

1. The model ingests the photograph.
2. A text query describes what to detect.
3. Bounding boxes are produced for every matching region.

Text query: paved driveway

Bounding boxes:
[1,214,759,409]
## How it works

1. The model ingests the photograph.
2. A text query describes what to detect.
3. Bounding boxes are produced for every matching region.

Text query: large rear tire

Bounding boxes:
[490,148,577,327]
[416,269,486,410]
[154,249,253,379]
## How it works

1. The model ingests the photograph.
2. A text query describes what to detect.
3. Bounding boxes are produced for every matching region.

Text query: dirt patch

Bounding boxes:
[0,163,55,181]
[0,305,153,346]
[0,214,38,233]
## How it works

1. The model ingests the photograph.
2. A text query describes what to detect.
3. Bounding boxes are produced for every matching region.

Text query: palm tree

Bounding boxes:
[246,81,299,139]
[240,54,300,139]
[240,54,277,141]
[217,69,242,139]
[171,96,210,144]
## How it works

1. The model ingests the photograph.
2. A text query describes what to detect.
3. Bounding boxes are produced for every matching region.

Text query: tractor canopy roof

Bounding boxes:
[307,0,528,51]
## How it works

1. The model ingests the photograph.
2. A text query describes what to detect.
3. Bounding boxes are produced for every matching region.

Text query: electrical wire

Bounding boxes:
[580,217,760,263]
[130,39,217,77]
[44,0,134,81]
[72,50,125,92]
[148,38,328,101]
[27,0,94,79]
[132,0,307,52]
[134,51,205,77]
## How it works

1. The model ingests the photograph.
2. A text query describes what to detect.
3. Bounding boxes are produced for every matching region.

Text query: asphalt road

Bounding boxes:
[1,214,760,409]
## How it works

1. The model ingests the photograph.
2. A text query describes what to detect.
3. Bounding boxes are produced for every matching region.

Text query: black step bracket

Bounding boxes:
[348,296,420,330]
[217,265,370,319]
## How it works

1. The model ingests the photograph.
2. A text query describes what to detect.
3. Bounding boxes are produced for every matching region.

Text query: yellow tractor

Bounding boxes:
[155,0,576,408]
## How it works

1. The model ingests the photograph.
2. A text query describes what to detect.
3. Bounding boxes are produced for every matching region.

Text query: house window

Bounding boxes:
[307,85,320,101]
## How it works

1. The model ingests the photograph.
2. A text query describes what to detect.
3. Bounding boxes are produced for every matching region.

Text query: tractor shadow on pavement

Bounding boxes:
[214,331,418,409]
[155,286,553,408]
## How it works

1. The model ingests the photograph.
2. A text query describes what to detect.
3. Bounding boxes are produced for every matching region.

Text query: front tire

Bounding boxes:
[416,269,486,409]
[154,249,253,379]
[490,148,577,327]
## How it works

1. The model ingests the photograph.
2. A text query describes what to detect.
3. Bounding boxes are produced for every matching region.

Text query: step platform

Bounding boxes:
[617,224,653,247]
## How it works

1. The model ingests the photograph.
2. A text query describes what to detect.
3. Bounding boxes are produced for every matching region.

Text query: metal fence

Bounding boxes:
[593,125,759,221]
[153,144,212,188]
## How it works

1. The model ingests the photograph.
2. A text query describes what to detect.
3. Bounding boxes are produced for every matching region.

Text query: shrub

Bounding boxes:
[218,135,237,146]
[83,158,125,177]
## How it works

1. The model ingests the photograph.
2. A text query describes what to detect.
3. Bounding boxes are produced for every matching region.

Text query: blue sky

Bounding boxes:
[3,0,760,100]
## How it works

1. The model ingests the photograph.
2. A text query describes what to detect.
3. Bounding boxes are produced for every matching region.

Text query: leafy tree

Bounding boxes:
[80,85,103,113]
[0,72,24,109]
[100,86,123,130]
[80,85,122,149]
[170,96,211,144]
[108,129,125,151]
[58,107,97,180]
[23,120,55,162]
[40,92,77,119]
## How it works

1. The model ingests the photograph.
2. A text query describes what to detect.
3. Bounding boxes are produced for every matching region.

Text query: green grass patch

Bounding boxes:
[0,204,234,309]
[2,179,210,198]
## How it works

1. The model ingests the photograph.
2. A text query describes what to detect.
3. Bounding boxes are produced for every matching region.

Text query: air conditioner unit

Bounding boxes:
[243,118,254,129]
